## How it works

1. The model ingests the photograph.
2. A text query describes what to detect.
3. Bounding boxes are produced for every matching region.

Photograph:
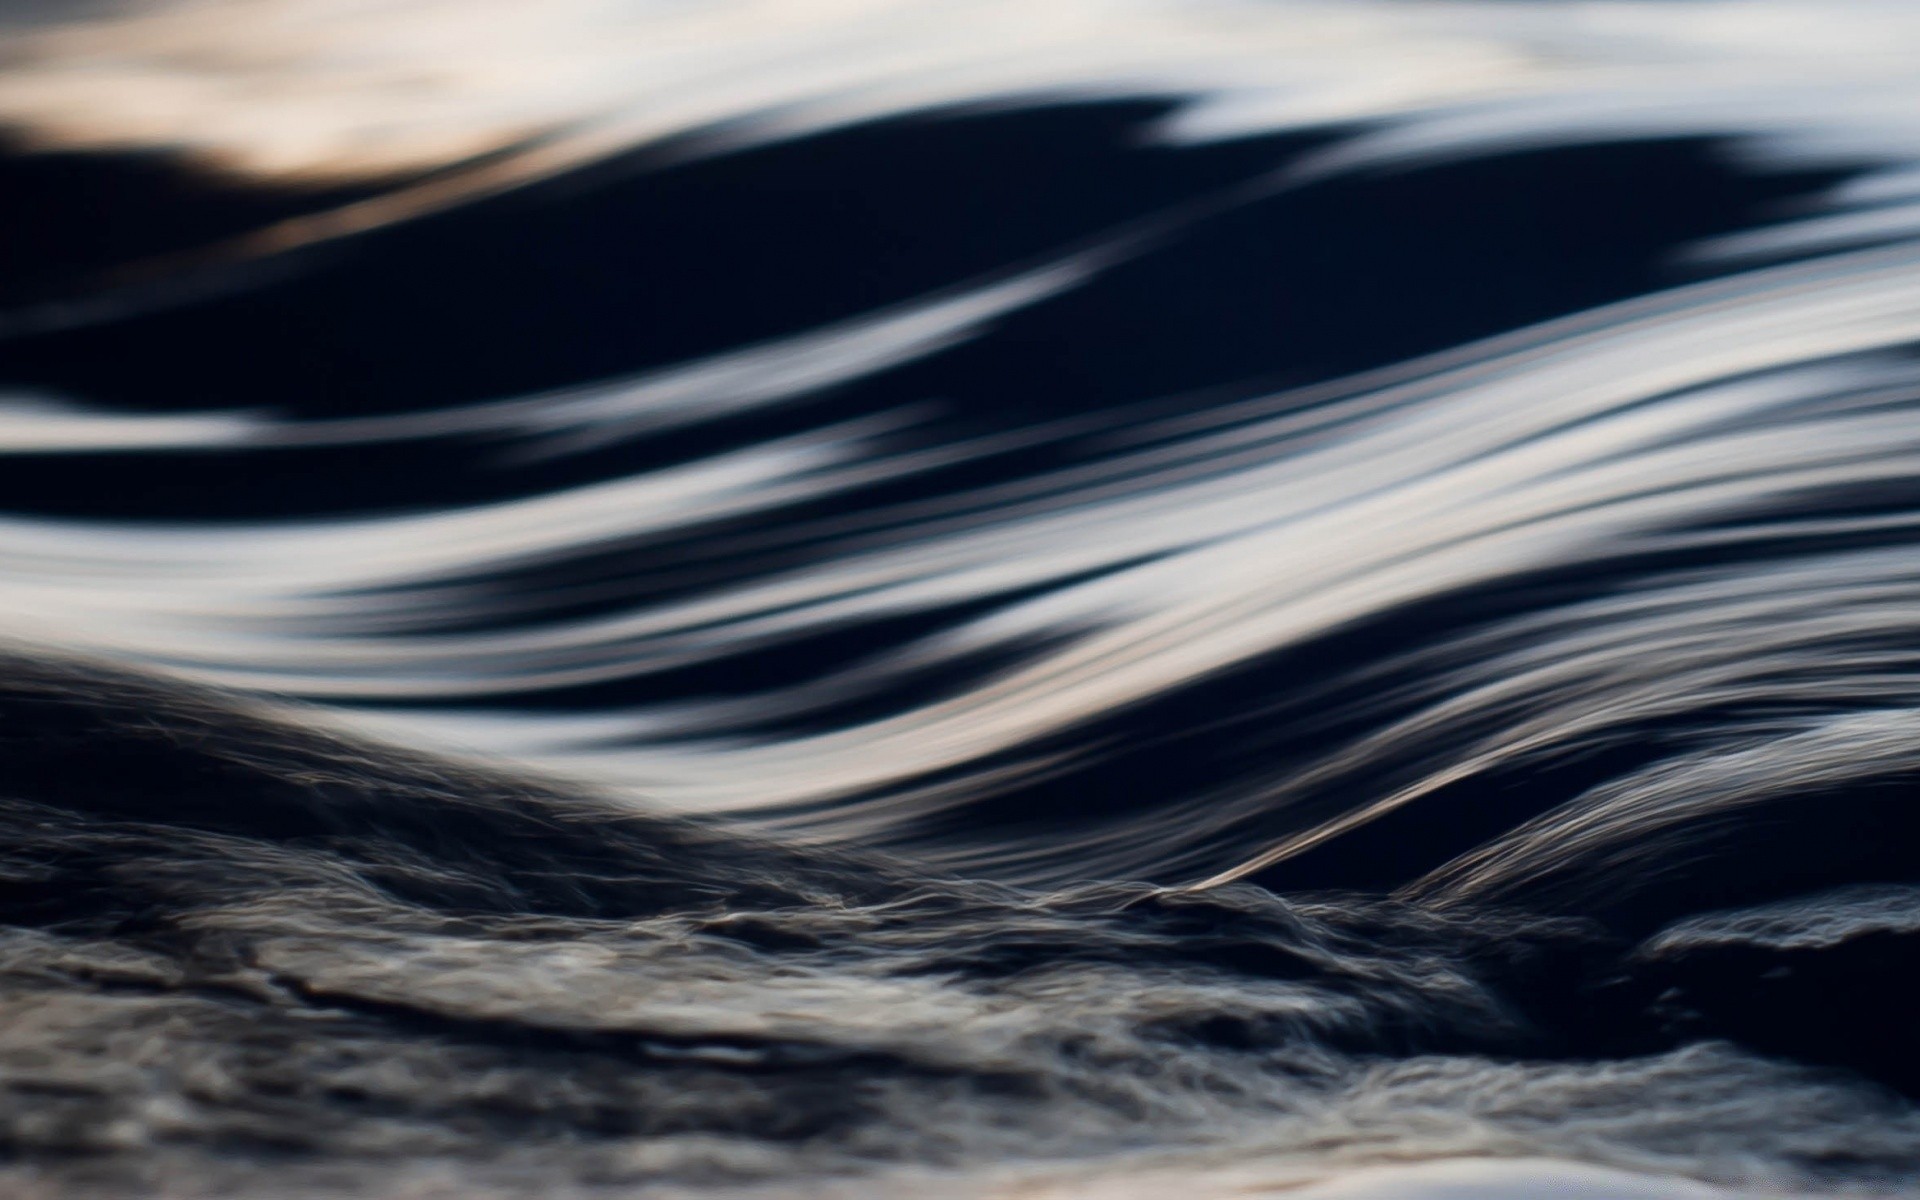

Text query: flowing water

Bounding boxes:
[2,1,1919,1196]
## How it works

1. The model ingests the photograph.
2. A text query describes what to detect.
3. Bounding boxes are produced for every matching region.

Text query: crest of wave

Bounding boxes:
[5,0,1920,901]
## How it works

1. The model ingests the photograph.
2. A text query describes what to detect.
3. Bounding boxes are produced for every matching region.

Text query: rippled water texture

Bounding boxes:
[2,1,1919,1196]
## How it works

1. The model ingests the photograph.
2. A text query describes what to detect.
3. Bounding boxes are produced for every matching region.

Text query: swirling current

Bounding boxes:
[2,1,1920,1197]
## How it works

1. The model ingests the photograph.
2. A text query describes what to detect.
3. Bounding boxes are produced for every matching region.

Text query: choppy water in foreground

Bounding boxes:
[2,1,1920,1196]
[5,653,1919,1199]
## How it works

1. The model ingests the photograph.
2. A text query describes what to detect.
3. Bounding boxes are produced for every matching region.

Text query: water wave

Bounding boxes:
[3,1,1920,1196]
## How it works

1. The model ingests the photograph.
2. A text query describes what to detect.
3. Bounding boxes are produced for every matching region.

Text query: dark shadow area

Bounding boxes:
[0,133,391,306]
[0,106,1855,523]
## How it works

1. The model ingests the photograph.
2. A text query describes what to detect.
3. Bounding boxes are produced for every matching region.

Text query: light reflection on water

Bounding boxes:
[1,2,1919,1198]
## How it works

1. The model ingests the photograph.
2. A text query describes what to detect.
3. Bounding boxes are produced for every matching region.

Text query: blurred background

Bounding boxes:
[5,0,1920,898]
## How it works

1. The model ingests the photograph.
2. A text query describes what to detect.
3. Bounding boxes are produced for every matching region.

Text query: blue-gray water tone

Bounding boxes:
[1,2,1919,1197]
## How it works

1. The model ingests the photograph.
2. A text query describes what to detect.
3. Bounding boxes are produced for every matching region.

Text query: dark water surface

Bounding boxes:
[2,2,1920,1196]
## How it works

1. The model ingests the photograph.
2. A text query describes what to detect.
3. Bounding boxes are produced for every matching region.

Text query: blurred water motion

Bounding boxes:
[2,1,1920,1197]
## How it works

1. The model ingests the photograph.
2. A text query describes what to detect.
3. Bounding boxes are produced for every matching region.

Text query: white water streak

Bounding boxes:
[8,242,1920,830]
[8,0,1920,882]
